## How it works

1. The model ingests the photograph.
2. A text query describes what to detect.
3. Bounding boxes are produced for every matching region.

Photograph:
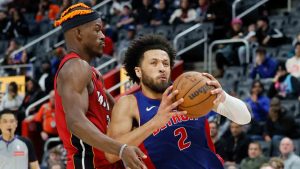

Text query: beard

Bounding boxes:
[141,69,171,93]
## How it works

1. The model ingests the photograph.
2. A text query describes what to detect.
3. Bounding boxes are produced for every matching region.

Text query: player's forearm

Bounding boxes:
[66,113,122,155]
[106,120,158,163]
[215,92,251,125]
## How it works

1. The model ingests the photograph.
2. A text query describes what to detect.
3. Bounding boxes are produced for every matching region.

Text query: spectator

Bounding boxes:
[268,61,300,99]
[269,157,284,169]
[214,18,244,77]
[150,0,171,26]
[19,77,44,113]
[209,121,226,158]
[6,7,29,39]
[245,80,270,122]
[0,109,40,169]
[0,81,23,111]
[134,0,155,27]
[35,0,60,23]
[195,0,209,22]
[169,0,196,24]
[240,142,269,169]
[286,42,300,78]
[47,146,64,168]
[279,137,300,169]
[4,39,27,65]
[223,122,252,164]
[116,25,136,62]
[110,0,129,16]
[260,164,275,169]
[205,0,231,39]
[116,3,135,30]
[256,16,284,47]
[38,60,54,94]
[264,98,300,156]
[25,90,57,141]
[250,47,278,79]
[0,10,9,39]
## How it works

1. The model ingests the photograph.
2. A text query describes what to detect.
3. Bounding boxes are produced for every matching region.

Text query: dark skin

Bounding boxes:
[56,18,147,169]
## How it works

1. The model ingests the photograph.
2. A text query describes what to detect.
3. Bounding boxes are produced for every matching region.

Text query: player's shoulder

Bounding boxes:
[113,94,137,113]
[116,94,136,106]
[58,58,92,81]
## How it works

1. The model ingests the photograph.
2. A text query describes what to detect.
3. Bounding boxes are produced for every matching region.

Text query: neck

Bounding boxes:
[66,40,92,63]
[141,84,162,100]
[69,48,92,63]
[211,135,217,143]
[2,133,14,142]
[282,152,291,159]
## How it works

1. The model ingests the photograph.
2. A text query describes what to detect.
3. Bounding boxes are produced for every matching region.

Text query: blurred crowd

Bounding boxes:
[0,0,300,169]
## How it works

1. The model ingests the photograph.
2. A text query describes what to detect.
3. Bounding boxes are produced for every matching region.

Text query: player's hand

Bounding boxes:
[153,86,187,128]
[121,146,147,169]
[202,73,226,105]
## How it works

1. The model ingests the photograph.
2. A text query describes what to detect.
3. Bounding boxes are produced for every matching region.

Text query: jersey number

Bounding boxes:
[174,127,191,151]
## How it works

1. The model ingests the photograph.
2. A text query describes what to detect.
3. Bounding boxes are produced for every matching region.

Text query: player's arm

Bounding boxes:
[106,86,186,163]
[58,59,147,168]
[202,73,251,125]
[29,161,40,169]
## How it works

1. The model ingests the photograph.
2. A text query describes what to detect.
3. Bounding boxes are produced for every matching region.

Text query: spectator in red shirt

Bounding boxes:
[25,90,57,141]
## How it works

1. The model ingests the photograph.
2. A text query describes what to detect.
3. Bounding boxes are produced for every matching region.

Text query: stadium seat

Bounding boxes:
[154,26,173,40]
[269,16,286,29]
[293,139,300,155]
[280,100,300,118]
[258,140,272,157]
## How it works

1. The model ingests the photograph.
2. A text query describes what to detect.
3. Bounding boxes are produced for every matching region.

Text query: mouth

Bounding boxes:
[158,76,167,81]
[7,128,12,132]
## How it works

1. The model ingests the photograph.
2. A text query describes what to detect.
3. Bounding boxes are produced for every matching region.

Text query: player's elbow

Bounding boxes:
[105,152,120,163]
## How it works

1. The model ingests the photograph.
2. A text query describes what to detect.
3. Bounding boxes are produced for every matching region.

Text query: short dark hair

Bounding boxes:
[8,81,18,94]
[123,35,176,84]
[0,109,17,120]
[249,141,262,150]
[258,16,269,24]
[256,47,266,55]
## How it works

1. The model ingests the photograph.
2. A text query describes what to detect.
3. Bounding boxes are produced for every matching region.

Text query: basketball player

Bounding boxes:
[54,3,186,169]
[106,35,251,169]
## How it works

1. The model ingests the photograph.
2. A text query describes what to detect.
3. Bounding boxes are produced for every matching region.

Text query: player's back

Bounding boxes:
[134,91,224,169]
[54,53,119,169]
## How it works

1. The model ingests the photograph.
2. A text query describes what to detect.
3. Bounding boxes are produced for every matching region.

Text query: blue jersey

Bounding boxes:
[134,91,224,169]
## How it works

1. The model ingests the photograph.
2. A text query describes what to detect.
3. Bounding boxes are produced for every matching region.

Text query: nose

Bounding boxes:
[99,30,105,40]
[158,62,166,73]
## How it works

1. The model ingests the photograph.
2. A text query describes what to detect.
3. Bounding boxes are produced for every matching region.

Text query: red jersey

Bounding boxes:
[54,53,121,169]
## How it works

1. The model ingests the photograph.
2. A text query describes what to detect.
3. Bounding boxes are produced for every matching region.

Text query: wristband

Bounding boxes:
[119,144,128,159]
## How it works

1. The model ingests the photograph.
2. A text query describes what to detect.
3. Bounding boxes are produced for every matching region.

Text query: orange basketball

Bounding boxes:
[172,72,217,118]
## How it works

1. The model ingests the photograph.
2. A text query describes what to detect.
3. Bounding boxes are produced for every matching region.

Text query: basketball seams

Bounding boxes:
[181,78,205,99]
[173,73,185,93]
[179,94,216,108]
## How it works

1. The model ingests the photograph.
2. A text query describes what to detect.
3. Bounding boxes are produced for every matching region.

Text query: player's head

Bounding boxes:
[124,35,176,93]
[248,142,262,159]
[0,109,18,136]
[54,3,105,58]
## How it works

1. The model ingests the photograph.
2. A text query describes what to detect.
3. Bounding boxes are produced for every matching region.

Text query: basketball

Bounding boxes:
[172,72,217,118]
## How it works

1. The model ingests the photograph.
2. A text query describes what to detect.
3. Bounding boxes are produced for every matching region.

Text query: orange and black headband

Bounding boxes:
[54,3,101,33]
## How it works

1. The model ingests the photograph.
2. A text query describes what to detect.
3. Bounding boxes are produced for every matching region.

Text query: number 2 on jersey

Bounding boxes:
[174,127,191,151]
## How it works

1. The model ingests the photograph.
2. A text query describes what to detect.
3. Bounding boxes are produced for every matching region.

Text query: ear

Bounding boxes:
[75,27,82,41]
[135,67,142,79]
